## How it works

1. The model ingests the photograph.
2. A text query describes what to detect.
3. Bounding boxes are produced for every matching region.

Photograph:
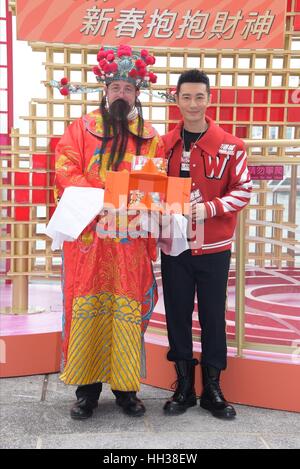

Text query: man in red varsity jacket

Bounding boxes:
[161,70,252,419]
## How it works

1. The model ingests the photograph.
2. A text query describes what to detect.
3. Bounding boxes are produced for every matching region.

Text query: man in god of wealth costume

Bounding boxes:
[53,45,164,419]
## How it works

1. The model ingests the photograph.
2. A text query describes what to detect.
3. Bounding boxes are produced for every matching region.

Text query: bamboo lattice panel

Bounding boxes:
[1,0,300,278]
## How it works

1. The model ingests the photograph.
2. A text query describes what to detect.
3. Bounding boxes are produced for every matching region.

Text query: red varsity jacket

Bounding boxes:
[162,116,253,255]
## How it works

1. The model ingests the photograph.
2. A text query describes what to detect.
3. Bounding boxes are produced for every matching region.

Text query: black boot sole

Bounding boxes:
[70,402,98,420]
[70,407,95,420]
[164,396,197,415]
[116,401,146,417]
[200,399,236,419]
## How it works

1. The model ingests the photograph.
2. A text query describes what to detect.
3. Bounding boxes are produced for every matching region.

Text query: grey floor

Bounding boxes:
[0,373,299,449]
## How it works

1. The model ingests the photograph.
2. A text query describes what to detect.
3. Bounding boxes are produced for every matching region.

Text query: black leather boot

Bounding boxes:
[163,360,198,415]
[70,383,102,420]
[113,391,146,417]
[70,398,98,420]
[200,366,236,419]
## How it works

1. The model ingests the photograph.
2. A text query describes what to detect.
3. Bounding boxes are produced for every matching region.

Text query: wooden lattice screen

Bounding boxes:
[1,0,300,280]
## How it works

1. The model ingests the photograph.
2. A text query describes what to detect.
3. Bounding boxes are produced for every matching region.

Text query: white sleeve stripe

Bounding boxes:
[211,201,216,217]
[221,199,248,212]
[212,202,217,217]
[236,155,247,175]
[207,201,216,217]
[203,237,233,248]
[207,202,213,217]
[222,196,249,207]
[239,167,252,184]
[228,190,252,198]
[220,200,234,212]
[236,181,252,190]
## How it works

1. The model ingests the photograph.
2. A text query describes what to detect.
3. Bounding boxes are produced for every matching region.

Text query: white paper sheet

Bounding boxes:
[158,214,190,256]
[140,212,190,256]
[46,186,104,250]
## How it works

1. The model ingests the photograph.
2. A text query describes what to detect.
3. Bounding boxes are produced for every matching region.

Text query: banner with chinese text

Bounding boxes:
[16,0,286,49]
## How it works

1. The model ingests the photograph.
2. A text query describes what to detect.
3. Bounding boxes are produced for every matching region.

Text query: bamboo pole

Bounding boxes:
[12,224,29,313]
[235,210,246,358]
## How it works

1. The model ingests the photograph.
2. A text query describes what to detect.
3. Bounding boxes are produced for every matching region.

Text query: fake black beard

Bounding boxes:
[106,99,130,170]
[100,96,144,170]
[109,98,131,122]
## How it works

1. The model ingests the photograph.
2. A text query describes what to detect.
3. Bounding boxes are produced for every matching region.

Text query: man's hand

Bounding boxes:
[139,210,172,236]
[190,202,207,223]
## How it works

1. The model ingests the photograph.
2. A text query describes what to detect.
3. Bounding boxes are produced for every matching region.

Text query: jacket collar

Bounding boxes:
[83,108,156,140]
[166,115,225,158]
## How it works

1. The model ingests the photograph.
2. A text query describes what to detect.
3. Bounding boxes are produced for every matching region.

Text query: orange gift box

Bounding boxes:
[104,158,191,215]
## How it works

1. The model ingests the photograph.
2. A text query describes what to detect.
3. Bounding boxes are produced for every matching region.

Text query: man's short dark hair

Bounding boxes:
[176,70,210,95]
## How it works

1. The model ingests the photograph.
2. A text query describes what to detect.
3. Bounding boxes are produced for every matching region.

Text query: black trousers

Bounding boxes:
[161,249,231,370]
[76,382,102,401]
[75,383,131,400]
